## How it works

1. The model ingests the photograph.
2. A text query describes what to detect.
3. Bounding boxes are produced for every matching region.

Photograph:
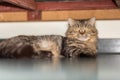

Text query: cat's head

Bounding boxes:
[66,17,98,42]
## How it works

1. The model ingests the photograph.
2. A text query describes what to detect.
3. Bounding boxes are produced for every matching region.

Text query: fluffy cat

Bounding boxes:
[0,17,98,58]
[62,17,98,57]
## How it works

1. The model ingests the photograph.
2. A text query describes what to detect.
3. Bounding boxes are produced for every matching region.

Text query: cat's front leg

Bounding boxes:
[83,43,97,57]
[51,48,60,58]
[52,51,59,58]
[62,46,82,58]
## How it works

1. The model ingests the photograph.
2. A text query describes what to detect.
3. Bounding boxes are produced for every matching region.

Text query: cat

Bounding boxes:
[0,17,98,59]
[62,17,98,57]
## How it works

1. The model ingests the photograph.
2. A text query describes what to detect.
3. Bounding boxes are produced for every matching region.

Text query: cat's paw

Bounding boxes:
[82,48,97,57]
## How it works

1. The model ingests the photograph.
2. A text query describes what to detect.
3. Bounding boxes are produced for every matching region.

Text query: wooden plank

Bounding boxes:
[37,1,117,11]
[0,0,117,11]
[0,2,25,12]
[1,0,36,10]
[0,9,120,21]
[27,11,41,21]
[0,12,27,22]
[41,9,120,20]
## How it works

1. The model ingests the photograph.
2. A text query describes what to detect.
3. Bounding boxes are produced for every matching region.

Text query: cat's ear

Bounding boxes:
[68,18,76,26]
[88,17,96,26]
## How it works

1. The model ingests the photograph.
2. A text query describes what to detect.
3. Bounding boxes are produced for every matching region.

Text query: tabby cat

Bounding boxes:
[62,17,98,57]
[0,17,98,58]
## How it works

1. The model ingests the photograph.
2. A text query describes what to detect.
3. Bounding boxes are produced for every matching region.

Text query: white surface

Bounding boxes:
[0,20,120,38]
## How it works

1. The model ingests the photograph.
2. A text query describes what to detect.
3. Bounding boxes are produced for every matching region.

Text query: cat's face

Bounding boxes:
[66,17,98,42]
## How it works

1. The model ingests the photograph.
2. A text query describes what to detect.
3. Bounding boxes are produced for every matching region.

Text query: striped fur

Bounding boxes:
[0,35,63,58]
[62,17,98,57]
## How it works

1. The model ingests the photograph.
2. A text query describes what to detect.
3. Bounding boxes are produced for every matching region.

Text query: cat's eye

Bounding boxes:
[88,30,96,35]
[91,30,96,33]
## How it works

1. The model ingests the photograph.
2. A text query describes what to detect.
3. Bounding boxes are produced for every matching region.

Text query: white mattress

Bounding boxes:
[0,20,120,38]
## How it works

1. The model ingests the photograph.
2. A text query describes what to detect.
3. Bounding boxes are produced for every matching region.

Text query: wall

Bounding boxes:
[0,20,120,39]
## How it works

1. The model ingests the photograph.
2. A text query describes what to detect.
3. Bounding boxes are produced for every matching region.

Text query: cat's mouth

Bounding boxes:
[77,36,90,41]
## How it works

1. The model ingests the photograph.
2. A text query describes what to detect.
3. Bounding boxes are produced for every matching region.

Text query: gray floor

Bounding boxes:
[0,54,120,80]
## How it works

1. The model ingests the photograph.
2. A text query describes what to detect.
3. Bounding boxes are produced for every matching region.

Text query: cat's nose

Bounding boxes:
[79,30,85,35]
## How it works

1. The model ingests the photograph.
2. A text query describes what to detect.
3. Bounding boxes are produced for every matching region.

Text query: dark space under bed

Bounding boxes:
[0,39,120,80]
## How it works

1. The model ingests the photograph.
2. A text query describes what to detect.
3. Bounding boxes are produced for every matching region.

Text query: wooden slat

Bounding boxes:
[27,11,41,21]
[0,12,27,22]
[1,0,36,10]
[0,2,25,12]
[41,9,120,20]
[37,1,117,11]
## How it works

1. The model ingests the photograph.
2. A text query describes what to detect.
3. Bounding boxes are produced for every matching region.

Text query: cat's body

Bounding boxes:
[0,17,98,58]
[0,35,63,58]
